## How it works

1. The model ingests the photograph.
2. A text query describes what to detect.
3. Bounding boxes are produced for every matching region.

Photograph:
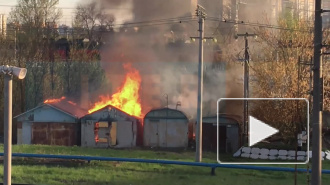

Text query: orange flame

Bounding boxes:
[68,101,77,106]
[88,63,142,117]
[44,96,66,103]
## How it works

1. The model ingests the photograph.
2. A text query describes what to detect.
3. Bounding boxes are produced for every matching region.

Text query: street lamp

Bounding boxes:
[0,65,27,185]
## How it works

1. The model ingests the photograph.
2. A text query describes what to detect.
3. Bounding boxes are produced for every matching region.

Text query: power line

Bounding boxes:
[206,17,313,32]
[112,19,196,29]
[112,15,197,26]
[285,6,315,13]
[0,4,131,10]
[1,14,318,34]
[4,16,197,31]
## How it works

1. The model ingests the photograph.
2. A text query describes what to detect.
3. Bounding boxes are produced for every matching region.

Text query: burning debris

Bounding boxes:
[42,96,88,119]
[44,96,66,103]
[68,101,77,106]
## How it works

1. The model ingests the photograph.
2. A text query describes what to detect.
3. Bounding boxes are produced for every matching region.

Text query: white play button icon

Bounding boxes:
[249,116,279,147]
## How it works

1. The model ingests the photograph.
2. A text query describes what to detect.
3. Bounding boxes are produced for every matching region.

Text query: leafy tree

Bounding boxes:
[248,11,315,143]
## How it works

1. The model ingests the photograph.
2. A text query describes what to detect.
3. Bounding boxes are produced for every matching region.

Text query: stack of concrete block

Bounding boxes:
[233,147,330,161]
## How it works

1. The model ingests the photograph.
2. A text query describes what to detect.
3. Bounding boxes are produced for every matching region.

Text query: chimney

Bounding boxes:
[80,75,89,110]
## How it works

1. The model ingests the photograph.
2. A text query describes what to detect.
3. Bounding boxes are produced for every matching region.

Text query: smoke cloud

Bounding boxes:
[98,0,196,21]
[82,0,244,119]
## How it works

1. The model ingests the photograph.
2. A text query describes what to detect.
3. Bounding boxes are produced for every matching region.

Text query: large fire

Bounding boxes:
[88,63,142,117]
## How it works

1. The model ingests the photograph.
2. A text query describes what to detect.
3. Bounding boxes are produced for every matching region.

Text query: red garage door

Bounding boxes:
[31,122,76,146]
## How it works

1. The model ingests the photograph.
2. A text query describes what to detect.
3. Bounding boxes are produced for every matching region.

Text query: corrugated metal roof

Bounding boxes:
[47,101,88,118]
[144,108,188,120]
[202,113,242,125]
[14,101,88,119]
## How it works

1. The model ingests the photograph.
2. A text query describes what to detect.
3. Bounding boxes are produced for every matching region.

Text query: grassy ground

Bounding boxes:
[0,145,328,185]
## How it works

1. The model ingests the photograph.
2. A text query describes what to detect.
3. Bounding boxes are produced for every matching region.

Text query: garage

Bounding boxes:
[80,105,143,148]
[15,99,87,146]
[143,108,189,148]
[202,114,242,153]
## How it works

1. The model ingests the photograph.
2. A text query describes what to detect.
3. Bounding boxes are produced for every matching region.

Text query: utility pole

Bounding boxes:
[14,29,17,64]
[298,57,314,115]
[296,56,313,185]
[190,5,216,162]
[195,4,205,163]
[235,32,257,145]
[312,0,323,184]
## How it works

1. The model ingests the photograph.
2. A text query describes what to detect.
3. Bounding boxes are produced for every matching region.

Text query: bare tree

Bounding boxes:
[74,2,115,43]
[7,0,62,114]
[9,0,62,27]
[8,0,62,61]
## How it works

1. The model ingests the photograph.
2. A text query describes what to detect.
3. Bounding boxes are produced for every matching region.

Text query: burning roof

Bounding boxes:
[88,63,143,118]
[83,104,141,120]
[24,63,143,120]
[14,97,89,120]
[45,99,88,119]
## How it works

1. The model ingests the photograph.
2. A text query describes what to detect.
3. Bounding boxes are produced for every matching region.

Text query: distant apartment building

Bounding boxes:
[278,0,314,20]
[0,14,6,38]
[296,0,314,20]
[131,0,197,21]
[323,0,330,28]
[198,0,224,19]
[280,0,330,27]
[218,0,315,32]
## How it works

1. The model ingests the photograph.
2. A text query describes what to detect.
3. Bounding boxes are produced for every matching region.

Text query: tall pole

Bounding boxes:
[236,32,256,146]
[4,74,13,185]
[195,4,205,162]
[310,57,313,113]
[14,29,17,64]
[312,0,322,184]
[244,34,249,145]
[1,65,27,185]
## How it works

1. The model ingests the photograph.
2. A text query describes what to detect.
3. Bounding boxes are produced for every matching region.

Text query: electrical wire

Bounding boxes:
[285,6,315,13]
[111,15,197,26]
[0,3,315,33]
[4,16,198,31]
[1,12,320,35]
[206,16,313,33]
[112,19,197,29]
